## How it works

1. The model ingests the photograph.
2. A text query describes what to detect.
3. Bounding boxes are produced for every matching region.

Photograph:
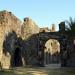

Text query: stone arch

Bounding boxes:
[44,39,60,65]
[38,33,62,66]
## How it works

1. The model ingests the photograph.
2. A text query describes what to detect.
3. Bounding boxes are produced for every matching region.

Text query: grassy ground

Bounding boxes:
[0,67,75,75]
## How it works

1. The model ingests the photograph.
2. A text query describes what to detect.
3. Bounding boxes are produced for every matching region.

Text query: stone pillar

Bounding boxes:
[60,37,68,67]
[38,39,45,66]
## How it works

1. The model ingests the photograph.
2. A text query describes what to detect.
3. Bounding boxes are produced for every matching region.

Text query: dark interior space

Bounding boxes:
[13,47,22,67]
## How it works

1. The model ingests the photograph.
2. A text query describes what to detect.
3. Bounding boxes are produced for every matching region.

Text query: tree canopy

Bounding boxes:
[65,17,75,33]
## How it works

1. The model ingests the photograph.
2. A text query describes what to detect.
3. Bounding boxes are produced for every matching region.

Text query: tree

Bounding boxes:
[65,17,75,33]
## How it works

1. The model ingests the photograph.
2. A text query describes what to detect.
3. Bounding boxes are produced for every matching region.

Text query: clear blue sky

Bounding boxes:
[0,0,75,30]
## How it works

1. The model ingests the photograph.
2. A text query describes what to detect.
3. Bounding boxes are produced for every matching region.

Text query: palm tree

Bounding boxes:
[65,17,75,33]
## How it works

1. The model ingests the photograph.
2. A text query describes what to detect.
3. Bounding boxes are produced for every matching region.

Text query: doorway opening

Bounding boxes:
[13,47,22,67]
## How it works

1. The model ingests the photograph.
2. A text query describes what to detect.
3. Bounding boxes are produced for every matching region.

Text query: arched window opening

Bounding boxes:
[44,39,60,65]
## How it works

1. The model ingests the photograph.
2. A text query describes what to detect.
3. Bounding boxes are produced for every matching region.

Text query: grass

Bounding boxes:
[0,67,75,75]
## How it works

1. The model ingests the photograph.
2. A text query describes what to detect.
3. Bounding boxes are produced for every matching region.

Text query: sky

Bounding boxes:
[0,0,75,30]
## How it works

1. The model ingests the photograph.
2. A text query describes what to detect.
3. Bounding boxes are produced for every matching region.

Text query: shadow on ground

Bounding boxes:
[0,67,75,75]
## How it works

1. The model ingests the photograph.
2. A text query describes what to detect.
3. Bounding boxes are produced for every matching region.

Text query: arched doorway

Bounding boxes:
[13,47,22,67]
[44,39,60,66]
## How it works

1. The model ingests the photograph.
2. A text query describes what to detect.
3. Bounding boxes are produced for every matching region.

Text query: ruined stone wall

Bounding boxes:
[21,17,39,39]
[0,10,75,68]
[0,11,40,68]
[61,37,75,67]
[21,17,39,66]
[0,10,21,69]
[39,27,50,32]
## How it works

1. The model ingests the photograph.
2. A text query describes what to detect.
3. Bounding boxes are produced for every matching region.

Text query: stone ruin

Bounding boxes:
[0,10,40,69]
[0,10,75,69]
